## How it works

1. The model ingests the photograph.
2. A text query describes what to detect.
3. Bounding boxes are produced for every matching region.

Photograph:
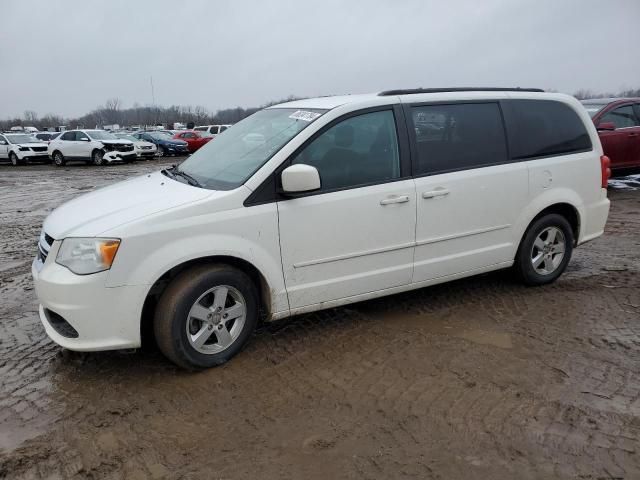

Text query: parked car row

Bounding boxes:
[0,126,236,165]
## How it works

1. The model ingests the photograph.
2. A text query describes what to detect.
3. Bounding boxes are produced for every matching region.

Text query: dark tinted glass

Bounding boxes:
[61,132,74,140]
[504,100,591,160]
[410,103,507,174]
[600,105,640,129]
[292,110,400,191]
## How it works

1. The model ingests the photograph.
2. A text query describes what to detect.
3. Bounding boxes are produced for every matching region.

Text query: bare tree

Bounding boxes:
[23,110,38,124]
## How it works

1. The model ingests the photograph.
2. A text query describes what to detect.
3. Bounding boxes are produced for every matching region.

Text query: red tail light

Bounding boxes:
[600,155,611,188]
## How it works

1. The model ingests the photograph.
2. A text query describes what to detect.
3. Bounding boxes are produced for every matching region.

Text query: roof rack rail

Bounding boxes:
[378,87,544,96]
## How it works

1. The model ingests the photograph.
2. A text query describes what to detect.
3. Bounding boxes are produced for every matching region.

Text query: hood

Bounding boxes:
[101,140,133,146]
[159,139,187,146]
[134,140,155,147]
[43,171,212,238]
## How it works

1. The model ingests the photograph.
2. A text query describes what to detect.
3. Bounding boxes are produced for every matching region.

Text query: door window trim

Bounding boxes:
[244,104,412,206]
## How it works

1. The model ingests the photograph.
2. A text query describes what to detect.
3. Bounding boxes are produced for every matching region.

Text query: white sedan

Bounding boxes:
[115,133,158,159]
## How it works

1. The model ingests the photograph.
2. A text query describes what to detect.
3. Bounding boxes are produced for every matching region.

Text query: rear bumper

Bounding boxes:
[578,191,610,245]
[32,254,147,351]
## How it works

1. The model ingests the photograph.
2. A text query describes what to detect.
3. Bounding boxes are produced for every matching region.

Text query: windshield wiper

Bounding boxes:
[166,165,202,188]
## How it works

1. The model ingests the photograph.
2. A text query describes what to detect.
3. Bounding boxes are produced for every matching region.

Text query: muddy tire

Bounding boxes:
[92,149,105,166]
[514,213,573,286]
[154,264,259,370]
[156,146,165,157]
[52,151,66,167]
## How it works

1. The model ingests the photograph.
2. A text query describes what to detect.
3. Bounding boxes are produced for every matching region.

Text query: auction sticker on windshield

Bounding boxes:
[289,110,322,122]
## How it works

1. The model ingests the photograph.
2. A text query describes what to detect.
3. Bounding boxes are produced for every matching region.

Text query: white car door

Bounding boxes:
[0,135,8,159]
[406,101,529,282]
[74,131,92,158]
[277,108,416,310]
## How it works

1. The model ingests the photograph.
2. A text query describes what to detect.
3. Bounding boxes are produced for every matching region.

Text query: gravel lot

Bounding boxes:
[1,159,639,479]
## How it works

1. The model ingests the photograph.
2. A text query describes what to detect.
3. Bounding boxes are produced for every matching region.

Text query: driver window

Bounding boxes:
[600,105,640,129]
[76,132,89,141]
[291,110,400,191]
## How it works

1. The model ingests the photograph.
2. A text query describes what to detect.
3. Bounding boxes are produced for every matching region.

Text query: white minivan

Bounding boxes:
[32,88,611,369]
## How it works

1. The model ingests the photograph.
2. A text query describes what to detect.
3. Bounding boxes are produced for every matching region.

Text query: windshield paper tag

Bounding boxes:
[289,110,321,122]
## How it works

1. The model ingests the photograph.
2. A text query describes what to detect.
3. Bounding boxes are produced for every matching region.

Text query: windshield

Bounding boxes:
[7,134,38,144]
[116,134,137,141]
[178,108,326,190]
[581,103,608,118]
[87,130,118,140]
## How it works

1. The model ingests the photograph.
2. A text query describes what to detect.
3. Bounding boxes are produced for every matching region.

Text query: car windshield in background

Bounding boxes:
[7,134,37,144]
[178,108,326,190]
[148,132,173,140]
[116,134,137,142]
[87,130,118,141]
[581,103,608,117]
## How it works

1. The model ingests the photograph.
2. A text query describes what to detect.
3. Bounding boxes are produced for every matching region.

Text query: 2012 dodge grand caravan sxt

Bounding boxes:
[32,88,611,369]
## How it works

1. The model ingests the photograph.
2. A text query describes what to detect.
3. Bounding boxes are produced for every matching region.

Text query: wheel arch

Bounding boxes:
[528,203,580,244]
[140,255,273,348]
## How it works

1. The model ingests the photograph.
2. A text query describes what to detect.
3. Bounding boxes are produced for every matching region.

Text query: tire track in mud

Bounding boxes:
[1,165,640,479]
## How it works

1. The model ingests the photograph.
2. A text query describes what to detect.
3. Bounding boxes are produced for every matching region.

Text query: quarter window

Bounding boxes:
[292,110,400,191]
[410,103,508,175]
[600,105,640,129]
[504,100,592,160]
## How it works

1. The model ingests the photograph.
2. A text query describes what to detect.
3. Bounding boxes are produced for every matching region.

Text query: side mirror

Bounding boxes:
[281,164,321,194]
[597,121,616,131]
[80,137,90,142]
[0,140,6,145]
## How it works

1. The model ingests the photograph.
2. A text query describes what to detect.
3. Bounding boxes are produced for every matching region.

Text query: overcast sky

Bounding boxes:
[0,0,638,119]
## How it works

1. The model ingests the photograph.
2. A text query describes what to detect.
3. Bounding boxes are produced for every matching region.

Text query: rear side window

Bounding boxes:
[504,100,591,160]
[600,105,640,129]
[409,103,508,175]
[220,126,228,132]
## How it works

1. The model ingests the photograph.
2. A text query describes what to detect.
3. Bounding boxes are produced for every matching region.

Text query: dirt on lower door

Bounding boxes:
[1,161,639,479]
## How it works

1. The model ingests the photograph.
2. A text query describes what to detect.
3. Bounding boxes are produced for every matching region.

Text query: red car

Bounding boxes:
[172,130,212,153]
[582,98,640,169]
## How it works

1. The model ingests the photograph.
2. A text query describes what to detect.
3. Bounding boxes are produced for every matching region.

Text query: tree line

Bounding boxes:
[0,96,301,132]
[2,88,639,132]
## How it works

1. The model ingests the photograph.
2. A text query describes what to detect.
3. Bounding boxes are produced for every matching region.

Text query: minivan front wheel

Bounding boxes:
[154,264,259,369]
[515,213,573,286]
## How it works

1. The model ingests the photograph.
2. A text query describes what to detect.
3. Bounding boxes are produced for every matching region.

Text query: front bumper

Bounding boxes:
[18,151,49,161]
[104,151,137,163]
[32,247,147,351]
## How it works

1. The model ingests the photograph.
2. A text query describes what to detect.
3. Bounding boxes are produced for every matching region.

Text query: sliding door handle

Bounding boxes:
[422,188,450,199]
[380,195,410,205]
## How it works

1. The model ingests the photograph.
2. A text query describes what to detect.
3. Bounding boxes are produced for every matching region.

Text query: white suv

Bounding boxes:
[32,88,610,369]
[193,124,231,137]
[0,133,49,165]
[48,129,136,166]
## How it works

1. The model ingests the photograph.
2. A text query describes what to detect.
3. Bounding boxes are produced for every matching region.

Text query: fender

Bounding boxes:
[512,187,584,249]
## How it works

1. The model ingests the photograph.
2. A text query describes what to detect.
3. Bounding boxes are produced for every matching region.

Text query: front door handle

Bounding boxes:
[422,188,450,199]
[380,195,410,205]
[629,132,638,137]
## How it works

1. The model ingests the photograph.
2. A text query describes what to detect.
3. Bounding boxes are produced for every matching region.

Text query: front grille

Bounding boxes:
[32,146,47,152]
[44,309,79,338]
[115,144,134,152]
[140,146,152,150]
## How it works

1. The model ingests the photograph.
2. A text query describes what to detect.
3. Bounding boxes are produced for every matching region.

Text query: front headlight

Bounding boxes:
[56,238,121,275]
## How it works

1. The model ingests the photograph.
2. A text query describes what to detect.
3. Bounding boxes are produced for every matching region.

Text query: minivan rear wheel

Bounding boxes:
[154,264,259,369]
[515,213,573,286]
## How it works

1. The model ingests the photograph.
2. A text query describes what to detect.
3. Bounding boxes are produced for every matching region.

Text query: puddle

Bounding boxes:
[609,174,640,190]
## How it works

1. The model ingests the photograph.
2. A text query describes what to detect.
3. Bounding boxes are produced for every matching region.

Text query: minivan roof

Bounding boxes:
[271,88,549,110]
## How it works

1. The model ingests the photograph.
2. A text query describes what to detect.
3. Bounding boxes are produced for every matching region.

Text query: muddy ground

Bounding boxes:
[0,159,639,479]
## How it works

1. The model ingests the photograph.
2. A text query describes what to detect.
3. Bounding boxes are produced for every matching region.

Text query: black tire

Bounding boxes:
[9,152,22,166]
[92,149,105,166]
[52,151,66,167]
[156,146,165,157]
[514,213,574,286]
[154,264,259,370]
